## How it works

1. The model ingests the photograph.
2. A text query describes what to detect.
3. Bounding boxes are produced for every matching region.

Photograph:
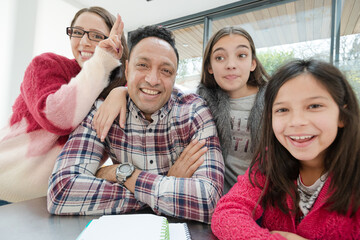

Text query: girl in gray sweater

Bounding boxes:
[197,27,269,193]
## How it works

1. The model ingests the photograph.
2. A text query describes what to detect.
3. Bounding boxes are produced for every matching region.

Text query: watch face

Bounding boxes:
[116,163,134,184]
[120,165,131,173]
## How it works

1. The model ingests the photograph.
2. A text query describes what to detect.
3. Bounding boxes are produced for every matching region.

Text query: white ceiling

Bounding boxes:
[63,0,241,32]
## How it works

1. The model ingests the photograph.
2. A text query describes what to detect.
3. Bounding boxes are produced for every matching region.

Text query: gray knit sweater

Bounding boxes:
[197,84,266,190]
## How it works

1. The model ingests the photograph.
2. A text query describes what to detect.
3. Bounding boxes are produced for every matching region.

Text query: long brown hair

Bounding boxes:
[70,6,129,99]
[200,26,268,89]
[250,59,360,216]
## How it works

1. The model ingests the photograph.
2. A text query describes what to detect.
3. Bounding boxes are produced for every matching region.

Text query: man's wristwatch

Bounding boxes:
[115,163,135,185]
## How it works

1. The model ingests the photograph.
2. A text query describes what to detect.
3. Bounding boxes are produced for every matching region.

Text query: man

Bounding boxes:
[47,25,224,224]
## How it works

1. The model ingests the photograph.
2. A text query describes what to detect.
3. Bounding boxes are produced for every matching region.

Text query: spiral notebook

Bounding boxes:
[77,214,191,240]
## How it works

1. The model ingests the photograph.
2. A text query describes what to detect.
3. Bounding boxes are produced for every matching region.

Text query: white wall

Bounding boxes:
[0,0,17,126]
[33,0,77,58]
[0,0,78,126]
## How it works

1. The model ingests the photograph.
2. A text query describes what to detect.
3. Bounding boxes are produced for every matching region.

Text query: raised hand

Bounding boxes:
[167,139,208,178]
[98,14,124,59]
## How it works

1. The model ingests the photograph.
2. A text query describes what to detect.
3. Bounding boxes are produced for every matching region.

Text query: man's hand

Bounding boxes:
[271,231,308,240]
[95,164,118,182]
[167,139,207,178]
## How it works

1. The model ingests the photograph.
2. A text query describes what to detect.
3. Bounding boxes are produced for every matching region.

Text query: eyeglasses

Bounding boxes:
[66,27,108,42]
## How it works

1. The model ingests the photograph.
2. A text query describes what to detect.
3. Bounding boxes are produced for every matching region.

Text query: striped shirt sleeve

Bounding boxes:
[47,109,146,215]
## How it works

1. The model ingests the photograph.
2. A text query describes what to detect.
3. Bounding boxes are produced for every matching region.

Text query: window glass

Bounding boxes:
[339,0,360,99]
[172,24,204,92]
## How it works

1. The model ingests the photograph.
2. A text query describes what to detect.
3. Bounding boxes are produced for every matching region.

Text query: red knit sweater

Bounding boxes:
[0,47,120,202]
[211,169,360,240]
[10,52,80,145]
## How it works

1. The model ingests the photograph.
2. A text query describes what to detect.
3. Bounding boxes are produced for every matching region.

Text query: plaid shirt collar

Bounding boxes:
[127,89,178,123]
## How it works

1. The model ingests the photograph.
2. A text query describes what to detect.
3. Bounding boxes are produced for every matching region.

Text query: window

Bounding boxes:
[339,0,360,98]
[157,0,359,99]
[212,0,332,75]
[172,24,204,92]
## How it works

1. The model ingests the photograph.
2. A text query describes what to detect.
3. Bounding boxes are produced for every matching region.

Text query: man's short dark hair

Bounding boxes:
[128,25,179,66]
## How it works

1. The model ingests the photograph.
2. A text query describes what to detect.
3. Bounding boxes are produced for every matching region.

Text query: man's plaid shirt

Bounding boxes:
[48,90,224,223]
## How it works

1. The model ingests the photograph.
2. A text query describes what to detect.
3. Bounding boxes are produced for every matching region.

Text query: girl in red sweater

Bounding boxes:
[211,59,360,239]
[0,6,128,203]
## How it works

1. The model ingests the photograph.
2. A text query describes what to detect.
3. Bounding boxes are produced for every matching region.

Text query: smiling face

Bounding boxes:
[125,37,177,121]
[70,12,110,67]
[208,34,257,98]
[272,73,344,168]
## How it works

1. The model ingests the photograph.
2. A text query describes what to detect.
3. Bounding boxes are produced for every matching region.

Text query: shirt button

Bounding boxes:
[149,128,152,132]
[150,160,154,164]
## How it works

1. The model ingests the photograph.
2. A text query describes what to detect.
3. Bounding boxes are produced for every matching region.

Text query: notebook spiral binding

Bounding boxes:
[160,218,170,240]
[183,223,191,240]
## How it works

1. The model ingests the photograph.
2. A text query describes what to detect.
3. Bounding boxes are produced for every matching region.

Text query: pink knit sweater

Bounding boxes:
[211,169,360,240]
[0,47,120,202]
